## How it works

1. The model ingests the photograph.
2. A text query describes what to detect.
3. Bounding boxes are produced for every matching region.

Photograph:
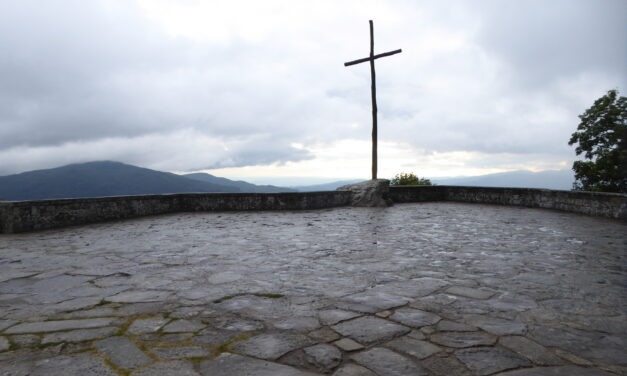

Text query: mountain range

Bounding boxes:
[431,169,574,190]
[0,161,292,201]
[0,161,575,201]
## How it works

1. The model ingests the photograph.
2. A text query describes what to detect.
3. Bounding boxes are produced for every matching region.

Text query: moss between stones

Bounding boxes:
[212,293,284,304]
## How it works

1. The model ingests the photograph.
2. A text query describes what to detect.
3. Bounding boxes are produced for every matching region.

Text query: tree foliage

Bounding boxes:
[390,172,432,186]
[568,89,626,193]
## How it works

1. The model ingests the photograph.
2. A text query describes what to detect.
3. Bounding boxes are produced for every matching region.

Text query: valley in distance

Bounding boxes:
[0,161,574,201]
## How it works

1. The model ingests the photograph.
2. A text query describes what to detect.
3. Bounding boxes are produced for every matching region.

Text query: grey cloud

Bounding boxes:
[0,0,624,175]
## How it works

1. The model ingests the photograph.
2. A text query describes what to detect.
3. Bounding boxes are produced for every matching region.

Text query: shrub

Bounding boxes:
[390,172,432,186]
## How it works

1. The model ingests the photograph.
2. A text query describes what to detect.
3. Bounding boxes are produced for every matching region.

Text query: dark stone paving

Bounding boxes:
[0,202,625,375]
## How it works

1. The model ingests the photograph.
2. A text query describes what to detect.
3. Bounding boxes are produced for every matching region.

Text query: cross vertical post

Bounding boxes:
[369,20,377,180]
[345,20,401,180]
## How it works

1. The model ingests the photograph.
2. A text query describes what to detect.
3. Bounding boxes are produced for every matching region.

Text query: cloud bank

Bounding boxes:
[0,0,625,177]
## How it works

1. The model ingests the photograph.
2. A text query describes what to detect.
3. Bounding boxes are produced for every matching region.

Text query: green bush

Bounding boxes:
[390,172,432,186]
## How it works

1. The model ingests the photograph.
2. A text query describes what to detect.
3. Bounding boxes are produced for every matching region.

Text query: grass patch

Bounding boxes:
[212,293,284,304]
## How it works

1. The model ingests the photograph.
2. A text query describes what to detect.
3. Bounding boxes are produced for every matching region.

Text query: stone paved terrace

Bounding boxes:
[0,202,625,376]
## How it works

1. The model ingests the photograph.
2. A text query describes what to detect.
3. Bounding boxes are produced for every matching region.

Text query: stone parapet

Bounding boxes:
[389,185,627,219]
[1,186,625,233]
[0,191,352,234]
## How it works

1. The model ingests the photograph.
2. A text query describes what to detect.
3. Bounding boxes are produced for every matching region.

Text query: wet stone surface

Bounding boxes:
[0,203,625,375]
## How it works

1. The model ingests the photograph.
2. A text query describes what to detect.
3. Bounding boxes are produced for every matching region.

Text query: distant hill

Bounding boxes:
[0,161,238,201]
[292,179,363,192]
[432,169,574,190]
[183,173,295,193]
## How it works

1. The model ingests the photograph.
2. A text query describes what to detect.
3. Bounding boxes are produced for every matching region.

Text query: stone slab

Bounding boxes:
[162,319,205,333]
[232,332,314,360]
[467,316,527,336]
[455,347,532,375]
[42,327,117,344]
[0,319,17,332]
[352,347,429,376]
[303,344,342,372]
[437,320,478,332]
[150,346,211,359]
[5,318,116,334]
[446,286,495,299]
[318,309,362,326]
[332,363,377,376]
[495,366,615,376]
[386,336,441,359]
[430,331,496,348]
[199,352,316,376]
[107,290,170,303]
[30,353,117,376]
[499,336,564,366]
[389,308,441,328]
[127,317,169,334]
[341,290,411,311]
[308,327,340,343]
[421,355,473,376]
[131,360,201,376]
[332,316,409,344]
[94,336,151,370]
[0,336,9,351]
[333,338,364,352]
[194,329,241,346]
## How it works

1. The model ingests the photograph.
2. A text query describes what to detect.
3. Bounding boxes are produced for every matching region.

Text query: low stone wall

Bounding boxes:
[1,186,625,233]
[389,186,627,219]
[0,191,352,234]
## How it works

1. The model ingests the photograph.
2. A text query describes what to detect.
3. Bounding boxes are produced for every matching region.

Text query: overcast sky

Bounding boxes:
[1,0,625,183]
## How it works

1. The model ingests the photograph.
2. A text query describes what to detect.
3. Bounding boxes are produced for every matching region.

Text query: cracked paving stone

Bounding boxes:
[107,290,170,303]
[12,334,40,347]
[0,319,18,332]
[386,335,442,359]
[332,316,409,344]
[430,331,496,348]
[421,356,473,376]
[332,363,377,376]
[194,328,241,346]
[341,290,411,311]
[31,353,118,376]
[5,318,117,334]
[455,347,532,375]
[333,338,364,351]
[446,286,495,299]
[499,336,564,366]
[303,344,342,373]
[274,316,320,332]
[494,366,615,376]
[352,347,429,376]
[42,327,118,344]
[150,346,211,359]
[199,352,316,376]
[374,277,450,298]
[127,317,170,334]
[318,309,362,326]
[131,360,201,376]
[0,336,9,351]
[161,319,205,333]
[232,332,314,360]
[466,316,527,336]
[437,320,478,332]
[308,327,341,343]
[94,336,151,370]
[389,307,441,328]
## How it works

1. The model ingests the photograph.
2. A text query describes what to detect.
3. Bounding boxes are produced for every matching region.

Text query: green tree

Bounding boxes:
[568,89,626,193]
[390,172,432,186]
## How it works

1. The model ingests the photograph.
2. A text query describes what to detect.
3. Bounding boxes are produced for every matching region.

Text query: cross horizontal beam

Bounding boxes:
[344,48,402,67]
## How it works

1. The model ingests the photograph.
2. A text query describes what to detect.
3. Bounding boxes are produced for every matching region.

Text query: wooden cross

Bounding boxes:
[345,20,401,180]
